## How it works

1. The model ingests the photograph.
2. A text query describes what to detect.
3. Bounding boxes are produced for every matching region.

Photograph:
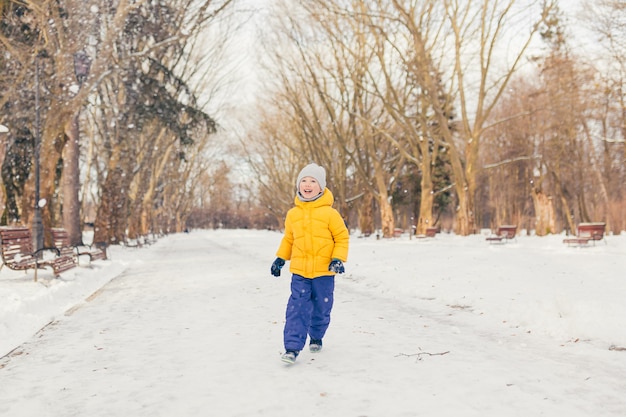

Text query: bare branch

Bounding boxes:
[395,350,451,361]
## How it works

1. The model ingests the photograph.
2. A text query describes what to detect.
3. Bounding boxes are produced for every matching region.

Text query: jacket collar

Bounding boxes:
[294,188,334,208]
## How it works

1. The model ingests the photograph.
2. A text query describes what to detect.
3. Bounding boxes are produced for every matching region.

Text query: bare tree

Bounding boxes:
[359,0,454,234]
[481,76,550,234]
[252,0,403,237]
[241,106,306,228]
[302,0,402,237]
[406,0,557,235]
[580,0,626,232]
[86,0,232,243]
[1,0,235,245]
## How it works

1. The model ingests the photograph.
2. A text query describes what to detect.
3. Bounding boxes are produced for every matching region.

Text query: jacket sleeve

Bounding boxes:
[276,210,294,260]
[329,210,349,262]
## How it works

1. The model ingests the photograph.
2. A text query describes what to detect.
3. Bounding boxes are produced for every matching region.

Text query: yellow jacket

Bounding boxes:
[276,188,349,278]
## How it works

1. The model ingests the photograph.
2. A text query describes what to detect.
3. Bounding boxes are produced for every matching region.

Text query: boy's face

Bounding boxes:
[299,176,322,198]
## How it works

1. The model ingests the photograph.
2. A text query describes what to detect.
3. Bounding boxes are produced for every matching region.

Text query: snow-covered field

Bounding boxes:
[1,229,625,416]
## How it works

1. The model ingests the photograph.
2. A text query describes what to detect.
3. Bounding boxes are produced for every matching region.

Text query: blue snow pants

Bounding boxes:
[284,274,335,352]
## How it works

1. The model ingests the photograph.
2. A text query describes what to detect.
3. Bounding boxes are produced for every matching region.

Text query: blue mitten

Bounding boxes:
[328,259,345,274]
[271,258,285,277]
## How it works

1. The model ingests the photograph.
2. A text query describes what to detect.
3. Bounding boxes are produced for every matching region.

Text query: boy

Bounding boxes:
[270,163,350,364]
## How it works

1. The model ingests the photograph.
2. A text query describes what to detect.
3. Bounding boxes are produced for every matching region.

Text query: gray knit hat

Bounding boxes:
[296,163,326,191]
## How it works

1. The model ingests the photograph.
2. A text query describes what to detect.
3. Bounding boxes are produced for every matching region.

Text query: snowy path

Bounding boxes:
[0,230,625,416]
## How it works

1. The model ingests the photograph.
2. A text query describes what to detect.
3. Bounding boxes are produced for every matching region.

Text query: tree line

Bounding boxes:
[0,0,237,245]
[243,0,626,237]
[1,1,625,244]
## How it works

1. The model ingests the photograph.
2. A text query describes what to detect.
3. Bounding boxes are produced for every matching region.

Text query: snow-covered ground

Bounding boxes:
[1,229,625,416]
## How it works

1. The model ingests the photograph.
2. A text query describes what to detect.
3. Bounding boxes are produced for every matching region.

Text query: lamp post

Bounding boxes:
[33,54,44,253]
[0,124,9,223]
[0,124,9,214]
[0,124,9,222]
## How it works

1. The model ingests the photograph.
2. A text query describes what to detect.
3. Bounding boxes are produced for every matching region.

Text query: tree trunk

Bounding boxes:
[22,118,67,246]
[379,197,395,238]
[546,167,576,234]
[447,143,471,235]
[373,168,395,238]
[63,114,82,245]
[417,186,435,234]
[531,188,556,236]
[416,145,435,234]
[93,138,133,244]
[463,133,480,234]
[94,166,132,244]
[139,136,175,235]
[358,191,374,236]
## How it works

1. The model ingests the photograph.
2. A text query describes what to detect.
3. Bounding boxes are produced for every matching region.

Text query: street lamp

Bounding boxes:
[1,124,10,225]
[33,54,44,253]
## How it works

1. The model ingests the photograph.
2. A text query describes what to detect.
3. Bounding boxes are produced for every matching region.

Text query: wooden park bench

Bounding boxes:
[51,228,107,265]
[563,222,606,246]
[486,225,517,243]
[142,233,159,246]
[0,226,76,281]
[425,227,439,237]
[123,233,158,248]
[415,226,440,239]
